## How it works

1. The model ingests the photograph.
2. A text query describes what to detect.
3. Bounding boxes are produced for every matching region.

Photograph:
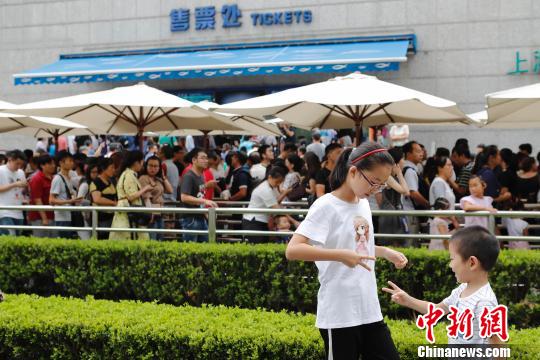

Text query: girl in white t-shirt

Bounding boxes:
[428,197,459,250]
[460,176,497,229]
[286,142,408,360]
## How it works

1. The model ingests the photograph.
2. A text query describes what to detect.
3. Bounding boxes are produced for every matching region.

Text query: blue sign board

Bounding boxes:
[170,4,312,32]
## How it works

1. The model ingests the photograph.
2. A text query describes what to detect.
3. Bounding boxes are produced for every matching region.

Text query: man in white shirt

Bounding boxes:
[249,145,274,185]
[306,131,326,161]
[0,150,28,235]
[50,151,83,238]
[402,141,430,245]
[243,166,286,243]
[390,124,410,147]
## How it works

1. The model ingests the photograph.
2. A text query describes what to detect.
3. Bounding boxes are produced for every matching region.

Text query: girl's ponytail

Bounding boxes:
[329,148,353,191]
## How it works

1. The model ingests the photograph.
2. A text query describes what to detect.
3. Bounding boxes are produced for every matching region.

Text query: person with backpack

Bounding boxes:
[228,151,252,202]
[402,141,430,246]
[377,147,410,247]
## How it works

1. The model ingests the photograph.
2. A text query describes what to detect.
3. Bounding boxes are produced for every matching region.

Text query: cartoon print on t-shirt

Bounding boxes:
[353,216,370,256]
[197,184,205,199]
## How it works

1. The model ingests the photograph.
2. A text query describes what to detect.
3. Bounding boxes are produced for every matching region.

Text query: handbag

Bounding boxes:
[120,175,152,227]
[287,174,307,202]
[59,174,85,228]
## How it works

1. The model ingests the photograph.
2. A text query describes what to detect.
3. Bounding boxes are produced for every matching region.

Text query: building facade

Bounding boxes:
[1,0,539,151]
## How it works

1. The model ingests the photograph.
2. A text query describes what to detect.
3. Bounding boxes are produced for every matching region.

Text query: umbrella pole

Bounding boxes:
[354,121,363,147]
[54,130,59,156]
[203,131,210,151]
[138,129,144,153]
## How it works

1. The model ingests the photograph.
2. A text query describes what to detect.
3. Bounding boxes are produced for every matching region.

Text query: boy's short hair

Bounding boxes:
[55,150,73,164]
[449,226,499,271]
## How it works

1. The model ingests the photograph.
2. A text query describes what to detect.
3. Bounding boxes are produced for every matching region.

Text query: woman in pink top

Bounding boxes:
[460,176,497,229]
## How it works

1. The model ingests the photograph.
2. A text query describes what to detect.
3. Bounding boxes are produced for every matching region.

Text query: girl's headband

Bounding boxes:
[350,148,387,165]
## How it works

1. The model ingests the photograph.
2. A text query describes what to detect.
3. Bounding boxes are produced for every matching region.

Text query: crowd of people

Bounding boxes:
[0,125,538,248]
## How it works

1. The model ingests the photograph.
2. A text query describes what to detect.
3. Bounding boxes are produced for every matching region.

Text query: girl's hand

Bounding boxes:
[382,281,411,307]
[384,248,408,269]
[339,250,376,271]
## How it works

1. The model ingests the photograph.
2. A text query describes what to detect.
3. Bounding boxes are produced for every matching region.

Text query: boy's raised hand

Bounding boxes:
[382,281,410,307]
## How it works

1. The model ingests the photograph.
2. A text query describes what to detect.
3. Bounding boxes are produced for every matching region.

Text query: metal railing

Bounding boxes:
[0,205,539,244]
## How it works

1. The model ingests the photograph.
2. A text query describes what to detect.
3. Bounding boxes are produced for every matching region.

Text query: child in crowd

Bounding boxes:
[383,226,505,345]
[500,200,530,249]
[274,214,299,243]
[460,176,497,229]
[428,197,459,250]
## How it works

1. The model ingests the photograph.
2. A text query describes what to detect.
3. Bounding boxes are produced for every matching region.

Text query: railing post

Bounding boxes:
[488,213,496,235]
[91,209,98,239]
[208,207,216,243]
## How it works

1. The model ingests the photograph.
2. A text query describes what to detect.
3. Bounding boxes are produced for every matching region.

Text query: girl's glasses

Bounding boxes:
[359,169,387,191]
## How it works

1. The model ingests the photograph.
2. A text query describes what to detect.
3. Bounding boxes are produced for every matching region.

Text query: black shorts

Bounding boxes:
[319,320,400,360]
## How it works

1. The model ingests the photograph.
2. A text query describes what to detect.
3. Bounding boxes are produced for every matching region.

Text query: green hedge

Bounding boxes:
[0,236,538,328]
[0,294,538,360]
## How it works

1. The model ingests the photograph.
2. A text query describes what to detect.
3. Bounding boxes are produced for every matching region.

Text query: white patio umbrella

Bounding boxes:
[0,100,93,143]
[213,73,472,145]
[168,101,280,136]
[486,82,540,128]
[1,83,243,150]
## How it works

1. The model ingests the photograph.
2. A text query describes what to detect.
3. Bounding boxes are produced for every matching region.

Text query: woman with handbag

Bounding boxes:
[139,156,173,240]
[281,153,305,202]
[110,151,152,240]
[377,148,411,247]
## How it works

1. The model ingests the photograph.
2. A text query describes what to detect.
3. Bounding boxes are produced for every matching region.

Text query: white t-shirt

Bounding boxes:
[249,163,267,184]
[428,217,450,250]
[443,283,498,345]
[402,160,419,211]
[50,173,76,222]
[243,181,279,223]
[502,218,530,249]
[0,165,26,219]
[295,193,383,329]
[389,125,409,147]
[429,177,456,210]
[306,142,326,161]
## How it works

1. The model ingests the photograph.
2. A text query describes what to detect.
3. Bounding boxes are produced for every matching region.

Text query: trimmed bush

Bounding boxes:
[0,294,537,360]
[0,236,538,327]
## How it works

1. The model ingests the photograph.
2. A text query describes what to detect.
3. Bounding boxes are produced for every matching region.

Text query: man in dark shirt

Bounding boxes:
[271,143,297,174]
[172,145,186,177]
[228,151,252,202]
[180,148,217,242]
[450,143,474,199]
[315,143,343,198]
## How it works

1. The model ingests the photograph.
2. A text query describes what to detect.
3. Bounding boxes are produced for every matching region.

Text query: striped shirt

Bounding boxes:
[443,283,498,345]
[457,161,474,190]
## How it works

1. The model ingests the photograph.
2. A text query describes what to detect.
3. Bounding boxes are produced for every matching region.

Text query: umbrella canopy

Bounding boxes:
[486,82,540,128]
[1,83,243,149]
[0,100,91,137]
[170,101,281,136]
[213,73,472,144]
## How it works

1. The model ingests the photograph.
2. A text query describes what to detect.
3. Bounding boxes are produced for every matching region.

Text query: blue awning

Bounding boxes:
[14,36,414,86]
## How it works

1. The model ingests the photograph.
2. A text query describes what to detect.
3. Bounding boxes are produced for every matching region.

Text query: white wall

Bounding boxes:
[1,0,540,151]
